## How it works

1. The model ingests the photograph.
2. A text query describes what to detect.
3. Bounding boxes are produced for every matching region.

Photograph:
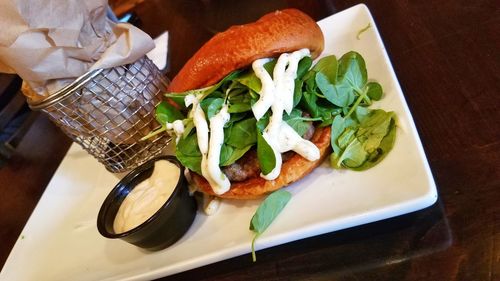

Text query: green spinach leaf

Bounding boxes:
[182,118,194,139]
[200,97,224,119]
[311,55,338,84]
[330,108,396,170]
[297,57,313,79]
[300,91,320,118]
[293,79,303,108]
[316,72,355,107]
[257,132,276,175]
[337,51,367,91]
[366,82,383,101]
[256,113,270,133]
[220,144,253,166]
[176,131,202,174]
[226,118,258,148]
[155,101,184,124]
[283,109,321,136]
[234,59,277,93]
[249,190,292,262]
[352,117,396,170]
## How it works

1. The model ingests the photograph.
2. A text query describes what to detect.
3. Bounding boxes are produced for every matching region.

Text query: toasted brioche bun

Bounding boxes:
[193,126,331,199]
[168,9,329,198]
[168,9,324,93]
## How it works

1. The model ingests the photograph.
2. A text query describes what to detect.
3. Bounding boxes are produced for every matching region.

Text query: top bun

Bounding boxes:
[168,9,324,93]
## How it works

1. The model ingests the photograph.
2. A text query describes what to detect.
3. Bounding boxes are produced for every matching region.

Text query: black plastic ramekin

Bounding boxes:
[97,155,197,251]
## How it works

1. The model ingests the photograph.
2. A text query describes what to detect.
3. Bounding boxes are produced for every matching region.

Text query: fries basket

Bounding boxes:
[28,56,170,173]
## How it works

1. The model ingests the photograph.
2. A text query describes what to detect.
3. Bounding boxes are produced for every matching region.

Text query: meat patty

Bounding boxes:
[222,150,261,181]
[222,121,316,182]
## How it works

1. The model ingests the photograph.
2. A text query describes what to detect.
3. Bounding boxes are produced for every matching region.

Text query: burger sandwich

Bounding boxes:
[154,9,396,200]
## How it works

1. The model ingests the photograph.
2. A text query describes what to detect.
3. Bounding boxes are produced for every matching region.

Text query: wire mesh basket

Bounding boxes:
[28,56,171,173]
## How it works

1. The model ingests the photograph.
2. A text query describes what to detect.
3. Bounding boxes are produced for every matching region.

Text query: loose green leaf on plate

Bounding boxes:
[249,190,292,262]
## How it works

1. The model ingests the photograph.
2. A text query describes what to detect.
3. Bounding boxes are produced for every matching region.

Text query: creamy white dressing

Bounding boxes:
[166,119,185,143]
[202,104,231,194]
[251,48,320,180]
[251,58,274,120]
[185,94,231,195]
[203,194,221,216]
[113,160,180,233]
[185,94,209,154]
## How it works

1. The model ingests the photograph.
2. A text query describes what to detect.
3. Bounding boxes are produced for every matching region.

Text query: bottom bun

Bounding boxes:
[192,126,332,199]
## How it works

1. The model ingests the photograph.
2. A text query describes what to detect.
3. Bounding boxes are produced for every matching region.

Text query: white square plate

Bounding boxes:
[0,4,437,281]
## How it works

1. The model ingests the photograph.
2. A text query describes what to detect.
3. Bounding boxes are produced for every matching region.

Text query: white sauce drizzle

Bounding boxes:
[203,194,221,216]
[186,94,231,195]
[203,104,231,194]
[165,119,185,143]
[251,48,320,180]
[185,94,209,154]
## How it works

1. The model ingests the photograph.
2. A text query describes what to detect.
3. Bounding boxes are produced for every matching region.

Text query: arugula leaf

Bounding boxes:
[263,59,277,77]
[331,115,347,154]
[226,118,257,148]
[228,102,252,113]
[249,190,292,262]
[226,112,248,126]
[155,101,184,124]
[257,132,276,175]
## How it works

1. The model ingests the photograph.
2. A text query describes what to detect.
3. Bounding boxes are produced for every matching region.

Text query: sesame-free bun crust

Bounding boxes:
[192,126,332,199]
[168,9,324,93]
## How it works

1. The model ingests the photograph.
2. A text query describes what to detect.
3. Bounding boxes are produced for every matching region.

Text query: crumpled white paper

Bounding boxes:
[0,0,155,102]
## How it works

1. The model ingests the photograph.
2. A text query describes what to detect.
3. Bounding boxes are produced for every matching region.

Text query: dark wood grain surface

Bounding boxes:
[1,0,498,280]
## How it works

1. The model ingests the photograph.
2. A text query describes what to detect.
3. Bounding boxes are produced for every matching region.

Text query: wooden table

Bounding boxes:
[1,0,498,280]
